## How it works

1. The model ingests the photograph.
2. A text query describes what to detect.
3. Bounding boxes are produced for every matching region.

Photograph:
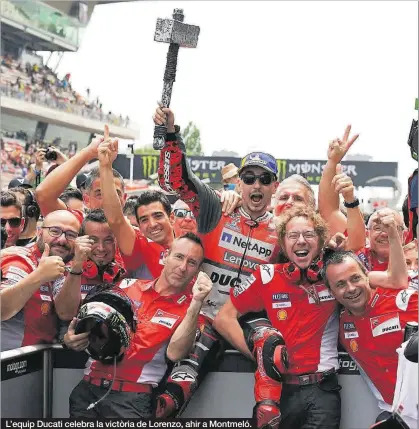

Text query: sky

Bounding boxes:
[42,1,418,192]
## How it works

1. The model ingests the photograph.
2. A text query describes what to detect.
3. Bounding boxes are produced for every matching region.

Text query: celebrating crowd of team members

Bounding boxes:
[0,104,417,428]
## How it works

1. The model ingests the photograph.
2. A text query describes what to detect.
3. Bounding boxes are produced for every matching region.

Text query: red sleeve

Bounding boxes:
[120,229,146,271]
[1,257,33,288]
[230,268,264,315]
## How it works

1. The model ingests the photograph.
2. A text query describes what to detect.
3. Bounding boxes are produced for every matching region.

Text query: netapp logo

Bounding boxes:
[223,251,259,271]
[219,229,274,260]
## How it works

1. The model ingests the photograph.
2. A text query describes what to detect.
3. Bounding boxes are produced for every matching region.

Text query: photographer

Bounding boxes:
[64,233,212,418]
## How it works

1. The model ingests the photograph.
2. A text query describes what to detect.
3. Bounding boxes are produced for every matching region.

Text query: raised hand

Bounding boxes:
[192,271,213,303]
[327,125,359,164]
[98,125,119,167]
[37,243,66,283]
[153,103,175,133]
[331,164,355,202]
[72,235,93,271]
[220,189,242,216]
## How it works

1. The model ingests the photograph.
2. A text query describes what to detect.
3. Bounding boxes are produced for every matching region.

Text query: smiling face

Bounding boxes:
[83,177,126,209]
[274,182,312,216]
[239,166,278,218]
[326,256,372,315]
[84,221,115,267]
[162,237,204,291]
[282,217,321,269]
[136,201,174,246]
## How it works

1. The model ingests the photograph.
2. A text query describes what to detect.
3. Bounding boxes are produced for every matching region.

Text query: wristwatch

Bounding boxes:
[343,198,360,209]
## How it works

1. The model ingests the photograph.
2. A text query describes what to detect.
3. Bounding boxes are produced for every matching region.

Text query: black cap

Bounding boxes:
[8,177,33,189]
[76,172,88,190]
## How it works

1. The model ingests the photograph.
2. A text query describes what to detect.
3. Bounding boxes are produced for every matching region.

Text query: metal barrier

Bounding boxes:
[1,346,381,426]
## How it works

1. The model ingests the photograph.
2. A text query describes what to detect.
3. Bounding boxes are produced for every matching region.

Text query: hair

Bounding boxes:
[176,232,204,250]
[60,187,83,204]
[135,190,172,220]
[1,190,22,216]
[9,187,41,221]
[123,197,138,217]
[81,208,108,234]
[321,250,368,289]
[8,186,27,205]
[84,166,125,192]
[403,240,418,253]
[276,207,328,250]
[276,175,316,209]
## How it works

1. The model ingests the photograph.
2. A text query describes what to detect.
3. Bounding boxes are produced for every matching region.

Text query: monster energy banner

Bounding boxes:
[113,155,398,187]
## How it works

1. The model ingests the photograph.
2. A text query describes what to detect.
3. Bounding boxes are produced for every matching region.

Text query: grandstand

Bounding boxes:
[0,0,138,166]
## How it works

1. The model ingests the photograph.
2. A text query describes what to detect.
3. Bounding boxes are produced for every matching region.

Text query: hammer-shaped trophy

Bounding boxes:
[153,8,200,150]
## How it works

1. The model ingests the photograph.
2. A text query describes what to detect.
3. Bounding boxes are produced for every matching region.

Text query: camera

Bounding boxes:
[1,226,8,249]
[45,147,57,161]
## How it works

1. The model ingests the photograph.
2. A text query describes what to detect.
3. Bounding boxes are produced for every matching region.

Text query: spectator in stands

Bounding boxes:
[60,188,84,212]
[123,197,139,227]
[172,199,198,237]
[1,190,25,248]
[1,210,81,351]
[64,234,211,418]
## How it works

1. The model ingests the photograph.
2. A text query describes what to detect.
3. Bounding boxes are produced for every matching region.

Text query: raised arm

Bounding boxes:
[154,106,222,234]
[36,138,101,215]
[318,125,359,237]
[369,210,408,289]
[167,272,212,361]
[98,126,136,256]
[331,164,365,251]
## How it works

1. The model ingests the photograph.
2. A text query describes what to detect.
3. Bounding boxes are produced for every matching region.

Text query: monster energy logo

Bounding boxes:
[276,159,287,181]
[142,155,158,179]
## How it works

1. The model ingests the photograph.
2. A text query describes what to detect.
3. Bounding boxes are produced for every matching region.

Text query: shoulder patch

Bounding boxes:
[260,264,274,284]
[396,289,417,311]
[118,278,138,289]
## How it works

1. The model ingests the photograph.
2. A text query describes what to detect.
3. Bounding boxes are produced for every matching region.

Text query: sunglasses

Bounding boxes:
[173,209,195,219]
[241,172,274,186]
[1,217,21,228]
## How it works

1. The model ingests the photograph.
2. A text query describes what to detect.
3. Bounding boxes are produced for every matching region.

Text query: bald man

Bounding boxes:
[1,210,81,351]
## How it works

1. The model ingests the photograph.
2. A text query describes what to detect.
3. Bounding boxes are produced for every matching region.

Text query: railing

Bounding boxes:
[0,83,131,128]
[1,0,80,47]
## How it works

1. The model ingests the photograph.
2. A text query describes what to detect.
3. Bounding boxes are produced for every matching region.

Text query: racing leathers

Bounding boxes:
[157,136,280,417]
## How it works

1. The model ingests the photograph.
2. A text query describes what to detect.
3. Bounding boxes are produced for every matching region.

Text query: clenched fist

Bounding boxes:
[192,272,213,303]
[73,235,94,271]
[331,164,355,203]
[374,209,404,236]
[153,103,175,133]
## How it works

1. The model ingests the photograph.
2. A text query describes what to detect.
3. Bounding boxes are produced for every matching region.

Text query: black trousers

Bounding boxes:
[69,379,153,418]
[279,373,341,429]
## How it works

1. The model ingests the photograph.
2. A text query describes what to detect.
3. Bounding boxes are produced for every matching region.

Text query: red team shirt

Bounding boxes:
[85,279,191,386]
[1,244,58,351]
[230,264,339,375]
[357,246,389,272]
[340,287,418,406]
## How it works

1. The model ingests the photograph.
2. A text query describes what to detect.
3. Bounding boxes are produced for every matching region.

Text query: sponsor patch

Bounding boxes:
[218,229,274,261]
[177,295,187,304]
[308,285,335,304]
[233,274,256,297]
[396,289,416,311]
[277,310,288,321]
[272,293,291,308]
[225,213,241,232]
[151,309,180,329]
[4,273,25,282]
[349,339,358,352]
[40,302,51,316]
[40,294,52,302]
[223,251,260,271]
[118,279,137,289]
[371,294,380,308]
[203,262,248,290]
[370,313,401,337]
[343,321,359,339]
[261,264,274,284]
[7,266,28,279]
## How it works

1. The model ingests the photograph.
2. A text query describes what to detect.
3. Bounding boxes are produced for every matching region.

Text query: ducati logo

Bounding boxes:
[350,339,358,353]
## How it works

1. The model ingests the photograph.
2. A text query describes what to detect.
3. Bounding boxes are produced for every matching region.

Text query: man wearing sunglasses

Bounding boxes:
[154,106,280,418]
[1,210,81,351]
[1,190,25,248]
[172,199,198,237]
